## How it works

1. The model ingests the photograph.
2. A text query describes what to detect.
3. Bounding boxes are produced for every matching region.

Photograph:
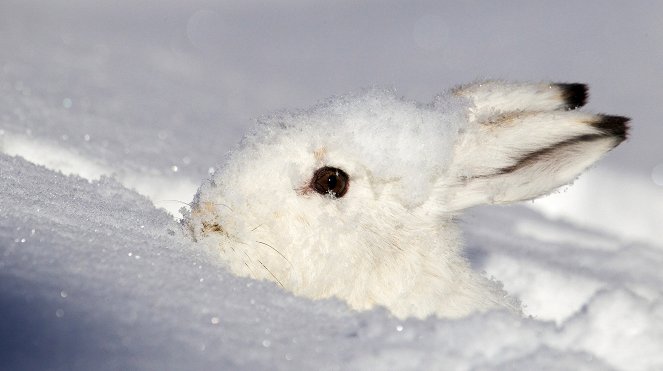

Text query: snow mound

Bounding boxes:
[2,154,662,370]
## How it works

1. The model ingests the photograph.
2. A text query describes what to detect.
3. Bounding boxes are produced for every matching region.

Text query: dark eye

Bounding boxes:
[311,166,349,198]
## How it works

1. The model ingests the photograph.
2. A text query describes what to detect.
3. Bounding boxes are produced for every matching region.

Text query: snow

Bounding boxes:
[1,1,662,370]
[8,155,660,370]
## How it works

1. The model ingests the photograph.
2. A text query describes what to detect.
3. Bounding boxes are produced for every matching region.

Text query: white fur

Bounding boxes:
[452,81,576,120]
[184,81,626,319]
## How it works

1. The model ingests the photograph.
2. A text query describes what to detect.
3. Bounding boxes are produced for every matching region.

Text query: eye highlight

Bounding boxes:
[311,166,349,198]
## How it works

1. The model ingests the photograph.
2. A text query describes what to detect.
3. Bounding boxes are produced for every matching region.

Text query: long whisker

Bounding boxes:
[237,240,287,287]
[215,203,233,212]
[256,241,292,266]
[228,243,254,275]
[251,224,264,232]
[240,250,260,277]
[257,259,284,288]
[161,199,193,207]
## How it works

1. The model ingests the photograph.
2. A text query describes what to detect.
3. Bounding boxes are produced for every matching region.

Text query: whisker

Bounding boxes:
[241,250,253,262]
[256,241,292,266]
[160,199,193,207]
[251,224,264,232]
[240,250,260,277]
[257,259,284,288]
[214,203,233,212]
[228,243,255,275]
[234,242,254,263]
[237,239,288,287]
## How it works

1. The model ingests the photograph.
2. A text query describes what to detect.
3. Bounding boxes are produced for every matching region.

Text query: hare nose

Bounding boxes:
[201,221,225,235]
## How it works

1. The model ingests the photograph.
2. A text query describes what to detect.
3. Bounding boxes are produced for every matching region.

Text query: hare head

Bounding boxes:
[184,81,628,319]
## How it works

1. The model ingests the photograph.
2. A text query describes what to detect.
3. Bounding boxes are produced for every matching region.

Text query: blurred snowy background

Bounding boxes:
[1,1,662,370]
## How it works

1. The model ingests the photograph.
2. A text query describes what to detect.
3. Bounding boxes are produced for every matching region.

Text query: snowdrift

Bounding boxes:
[2,154,662,370]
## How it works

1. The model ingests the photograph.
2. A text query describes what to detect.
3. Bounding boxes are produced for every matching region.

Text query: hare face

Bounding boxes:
[185,82,628,319]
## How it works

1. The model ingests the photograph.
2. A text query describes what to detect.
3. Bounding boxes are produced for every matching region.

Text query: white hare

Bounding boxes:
[183,81,628,319]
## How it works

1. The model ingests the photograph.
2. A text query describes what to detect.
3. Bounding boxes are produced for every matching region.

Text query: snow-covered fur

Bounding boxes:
[184,81,629,319]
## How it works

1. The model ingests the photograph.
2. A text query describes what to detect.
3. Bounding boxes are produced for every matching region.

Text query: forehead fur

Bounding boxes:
[233,88,471,206]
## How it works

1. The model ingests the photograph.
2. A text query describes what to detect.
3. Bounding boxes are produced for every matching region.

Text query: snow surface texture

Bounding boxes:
[4,154,663,371]
[1,1,663,370]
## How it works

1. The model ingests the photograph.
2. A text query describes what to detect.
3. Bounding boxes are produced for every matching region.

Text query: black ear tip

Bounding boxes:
[556,83,589,109]
[595,115,631,141]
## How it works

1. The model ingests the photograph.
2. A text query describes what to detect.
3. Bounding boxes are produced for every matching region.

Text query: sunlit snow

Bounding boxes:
[1,1,662,370]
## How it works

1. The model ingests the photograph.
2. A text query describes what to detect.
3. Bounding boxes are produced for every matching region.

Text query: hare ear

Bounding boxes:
[441,83,628,211]
[452,80,588,114]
